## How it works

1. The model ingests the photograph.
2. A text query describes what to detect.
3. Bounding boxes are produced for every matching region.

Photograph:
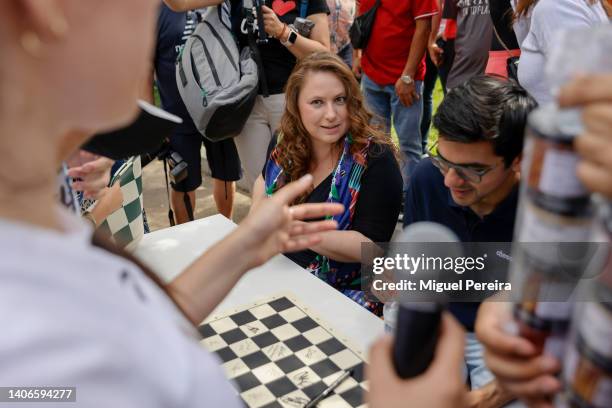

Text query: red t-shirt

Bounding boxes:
[360,0,439,85]
[444,19,457,40]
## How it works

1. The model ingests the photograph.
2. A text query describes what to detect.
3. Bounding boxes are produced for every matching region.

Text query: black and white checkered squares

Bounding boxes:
[199,296,367,408]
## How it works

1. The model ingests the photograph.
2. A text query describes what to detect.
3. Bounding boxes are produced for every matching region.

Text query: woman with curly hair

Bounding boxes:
[251,52,403,315]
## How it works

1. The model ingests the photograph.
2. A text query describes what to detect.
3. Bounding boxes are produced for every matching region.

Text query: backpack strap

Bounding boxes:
[299,0,308,18]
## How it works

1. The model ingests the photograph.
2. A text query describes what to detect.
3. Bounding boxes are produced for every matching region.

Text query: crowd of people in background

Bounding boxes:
[1,0,612,407]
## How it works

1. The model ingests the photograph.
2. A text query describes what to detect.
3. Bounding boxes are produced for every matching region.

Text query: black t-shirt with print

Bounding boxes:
[231,0,329,95]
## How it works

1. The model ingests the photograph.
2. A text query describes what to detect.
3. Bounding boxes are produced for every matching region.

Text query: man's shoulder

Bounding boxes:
[403,159,449,226]
[411,158,445,189]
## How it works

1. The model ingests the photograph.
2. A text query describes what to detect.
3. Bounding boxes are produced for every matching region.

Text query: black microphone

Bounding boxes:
[389,222,460,379]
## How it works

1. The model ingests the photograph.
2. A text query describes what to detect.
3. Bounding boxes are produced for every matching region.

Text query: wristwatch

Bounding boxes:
[281,28,298,47]
[400,75,414,85]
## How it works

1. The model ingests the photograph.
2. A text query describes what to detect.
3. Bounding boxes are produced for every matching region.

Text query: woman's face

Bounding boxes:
[297,70,349,148]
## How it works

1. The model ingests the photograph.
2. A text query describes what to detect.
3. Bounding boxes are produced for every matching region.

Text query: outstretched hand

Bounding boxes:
[240,174,344,267]
[66,150,113,200]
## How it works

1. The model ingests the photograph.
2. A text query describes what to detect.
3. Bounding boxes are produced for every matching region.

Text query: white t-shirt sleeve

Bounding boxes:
[527,0,604,58]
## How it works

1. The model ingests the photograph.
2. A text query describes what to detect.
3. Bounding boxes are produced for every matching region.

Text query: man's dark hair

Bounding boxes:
[433,75,538,167]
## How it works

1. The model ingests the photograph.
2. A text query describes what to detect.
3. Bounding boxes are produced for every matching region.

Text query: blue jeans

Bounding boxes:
[464,332,493,390]
[362,73,423,192]
[464,332,525,407]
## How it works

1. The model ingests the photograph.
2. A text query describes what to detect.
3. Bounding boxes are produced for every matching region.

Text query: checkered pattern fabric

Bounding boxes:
[97,156,145,250]
[199,296,367,408]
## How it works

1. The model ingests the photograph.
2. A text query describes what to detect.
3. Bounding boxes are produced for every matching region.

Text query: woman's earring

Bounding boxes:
[20,31,42,57]
[19,14,68,58]
[49,16,69,38]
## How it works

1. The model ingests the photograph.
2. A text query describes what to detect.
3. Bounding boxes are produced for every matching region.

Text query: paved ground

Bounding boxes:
[142,157,252,232]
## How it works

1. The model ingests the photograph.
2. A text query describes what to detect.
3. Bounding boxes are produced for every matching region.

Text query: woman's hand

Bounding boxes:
[240,174,344,267]
[66,150,114,200]
[367,313,468,408]
[559,74,612,198]
[475,301,562,407]
[261,5,285,39]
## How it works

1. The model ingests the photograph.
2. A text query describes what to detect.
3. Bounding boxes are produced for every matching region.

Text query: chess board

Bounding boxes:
[198,294,368,408]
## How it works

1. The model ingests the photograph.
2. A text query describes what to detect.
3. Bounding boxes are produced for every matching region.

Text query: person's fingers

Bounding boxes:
[426,313,466,378]
[82,157,113,173]
[404,94,413,106]
[283,234,323,252]
[68,150,97,167]
[484,351,560,382]
[501,375,562,400]
[476,302,536,357]
[558,74,612,107]
[582,103,612,137]
[575,131,612,168]
[67,166,103,178]
[289,202,344,220]
[366,335,397,386]
[66,168,86,178]
[577,160,612,198]
[272,174,314,205]
[399,93,411,107]
[67,162,111,179]
[72,179,106,194]
[523,396,555,408]
[289,220,337,236]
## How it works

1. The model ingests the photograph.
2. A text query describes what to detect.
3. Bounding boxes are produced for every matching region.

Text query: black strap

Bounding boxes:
[183,192,195,222]
[162,158,176,227]
[492,24,513,56]
[246,8,269,97]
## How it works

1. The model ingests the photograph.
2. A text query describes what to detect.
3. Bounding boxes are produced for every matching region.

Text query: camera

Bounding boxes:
[166,151,188,185]
[291,17,315,38]
[141,139,188,186]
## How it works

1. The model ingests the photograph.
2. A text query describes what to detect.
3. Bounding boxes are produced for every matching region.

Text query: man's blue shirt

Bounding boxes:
[403,159,519,330]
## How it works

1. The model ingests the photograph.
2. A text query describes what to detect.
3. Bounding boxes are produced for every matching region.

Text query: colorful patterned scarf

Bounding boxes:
[264,134,382,315]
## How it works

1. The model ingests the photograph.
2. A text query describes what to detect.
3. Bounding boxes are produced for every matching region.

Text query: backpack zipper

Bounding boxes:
[193,35,221,87]
[202,21,238,72]
[187,44,208,107]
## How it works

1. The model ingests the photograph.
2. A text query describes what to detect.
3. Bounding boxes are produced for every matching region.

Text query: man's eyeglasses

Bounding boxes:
[427,144,498,184]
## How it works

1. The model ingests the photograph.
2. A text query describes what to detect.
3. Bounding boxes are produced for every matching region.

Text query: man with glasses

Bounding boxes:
[403,75,537,408]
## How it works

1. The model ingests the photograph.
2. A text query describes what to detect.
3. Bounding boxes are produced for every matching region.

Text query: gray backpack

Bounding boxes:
[176,2,258,142]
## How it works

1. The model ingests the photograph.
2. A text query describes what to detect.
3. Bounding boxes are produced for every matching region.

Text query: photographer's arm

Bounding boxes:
[163,0,223,12]
[262,7,330,58]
